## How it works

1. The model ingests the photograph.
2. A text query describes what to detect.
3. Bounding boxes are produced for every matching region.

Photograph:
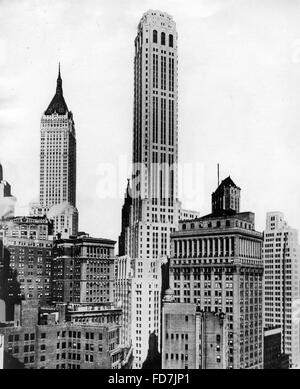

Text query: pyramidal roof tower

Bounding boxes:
[33,64,78,238]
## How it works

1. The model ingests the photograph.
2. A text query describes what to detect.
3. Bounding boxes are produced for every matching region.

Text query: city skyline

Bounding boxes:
[1,0,300,242]
[1,2,300,372]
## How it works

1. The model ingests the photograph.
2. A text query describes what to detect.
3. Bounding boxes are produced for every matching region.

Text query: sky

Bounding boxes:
[1,0,300,242]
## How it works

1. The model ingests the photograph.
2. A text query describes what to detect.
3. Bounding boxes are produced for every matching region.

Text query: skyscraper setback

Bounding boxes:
[31,65,78,237]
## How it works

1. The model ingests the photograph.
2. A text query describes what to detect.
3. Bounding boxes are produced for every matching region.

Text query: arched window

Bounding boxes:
[191,223,195,229]
[182,224,186,230]
[169,34,173,47]
[153,30,157,43]
[161,32,166,45]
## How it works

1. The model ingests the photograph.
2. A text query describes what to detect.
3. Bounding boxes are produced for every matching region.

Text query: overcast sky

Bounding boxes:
[1,0,300,241]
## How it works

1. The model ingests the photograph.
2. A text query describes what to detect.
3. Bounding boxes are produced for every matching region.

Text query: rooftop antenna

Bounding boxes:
[217,163,220,186]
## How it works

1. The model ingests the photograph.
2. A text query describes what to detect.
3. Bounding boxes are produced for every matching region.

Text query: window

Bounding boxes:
[41,333,46,339]
[161,32,166,45]
[169,34,173,47]
[153,30,157,43]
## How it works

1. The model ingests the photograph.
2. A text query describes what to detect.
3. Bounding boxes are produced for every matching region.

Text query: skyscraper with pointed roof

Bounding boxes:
[35,65,78,237]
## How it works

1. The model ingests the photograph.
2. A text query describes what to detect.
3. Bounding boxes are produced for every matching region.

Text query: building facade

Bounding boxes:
[263,326,289,369]
[162,291,228,369]
[0,333,3,369]
[113,255,133,350]
[0,216,53,304]
[118,181,133,257]
[262,211,300,368]
[178,208,200,221]
[169,178,264,369]
[52,234,116,304]
[0,163,16,220]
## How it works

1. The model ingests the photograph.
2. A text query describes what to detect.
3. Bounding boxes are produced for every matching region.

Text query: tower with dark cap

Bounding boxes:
[36,65,78,237]
[212,176,241,215]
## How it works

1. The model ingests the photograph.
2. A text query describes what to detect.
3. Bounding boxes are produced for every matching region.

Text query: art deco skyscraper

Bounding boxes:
[118,10,181,369]
[130,10,180,261]
[35,65,78,237]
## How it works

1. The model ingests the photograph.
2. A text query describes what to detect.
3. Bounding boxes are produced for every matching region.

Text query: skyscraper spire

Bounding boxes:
[45,64,68,115]
[56,62,63,96]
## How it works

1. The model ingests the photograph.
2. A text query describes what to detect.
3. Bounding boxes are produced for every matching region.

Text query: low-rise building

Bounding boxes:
[162,289,228,369]
[0,300,124,369]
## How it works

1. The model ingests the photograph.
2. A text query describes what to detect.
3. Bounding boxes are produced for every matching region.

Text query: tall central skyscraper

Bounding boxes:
[31,65,78,237]
[116,10,181,368]
[130,10,179,262]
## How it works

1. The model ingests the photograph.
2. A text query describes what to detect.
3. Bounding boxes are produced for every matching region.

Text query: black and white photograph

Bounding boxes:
[0,0,300,376]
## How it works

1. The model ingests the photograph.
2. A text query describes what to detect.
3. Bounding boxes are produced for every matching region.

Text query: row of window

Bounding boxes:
[153,31,173,47]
